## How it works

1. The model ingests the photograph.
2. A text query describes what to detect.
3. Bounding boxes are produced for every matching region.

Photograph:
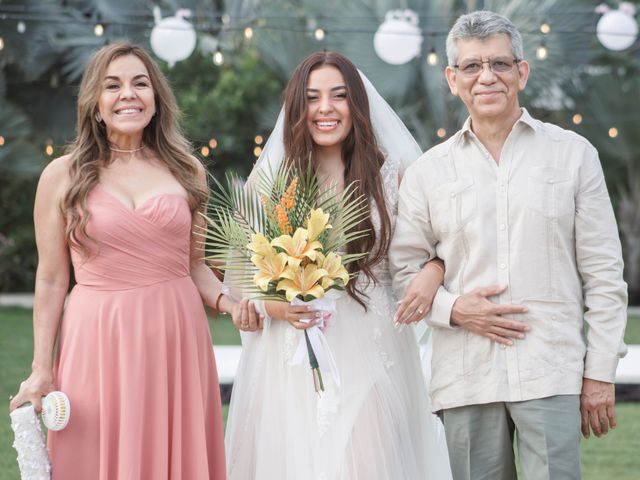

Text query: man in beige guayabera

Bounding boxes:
[390,10,628,480]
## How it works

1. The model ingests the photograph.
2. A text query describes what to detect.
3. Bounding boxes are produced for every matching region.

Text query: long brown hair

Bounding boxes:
[283,51,391,308]
[62,43,206,254]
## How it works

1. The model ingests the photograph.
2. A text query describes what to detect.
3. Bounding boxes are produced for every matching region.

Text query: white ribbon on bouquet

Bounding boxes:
[290,294,341,388]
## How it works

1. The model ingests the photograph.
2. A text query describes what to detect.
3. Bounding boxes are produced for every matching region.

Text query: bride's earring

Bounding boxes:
[95,112,102,123]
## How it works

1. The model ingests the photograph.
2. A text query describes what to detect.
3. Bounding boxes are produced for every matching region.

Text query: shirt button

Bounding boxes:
[499,224,506,230]
[499,263,507,269]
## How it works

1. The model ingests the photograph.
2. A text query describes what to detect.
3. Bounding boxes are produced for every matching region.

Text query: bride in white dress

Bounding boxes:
[225,51,452,480]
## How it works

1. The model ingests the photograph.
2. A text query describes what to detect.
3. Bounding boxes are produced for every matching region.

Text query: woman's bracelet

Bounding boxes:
[214,293,229,315]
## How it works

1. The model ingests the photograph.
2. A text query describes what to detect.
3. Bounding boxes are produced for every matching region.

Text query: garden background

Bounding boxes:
[1,0,639,478]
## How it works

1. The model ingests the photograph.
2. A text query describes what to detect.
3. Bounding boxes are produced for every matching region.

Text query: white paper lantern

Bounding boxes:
[374,10,423,65]
[597,10,638,51]
[150,10,197,67]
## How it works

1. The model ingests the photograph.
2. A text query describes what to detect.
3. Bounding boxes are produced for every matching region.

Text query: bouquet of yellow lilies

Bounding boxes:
[200,162,368,392]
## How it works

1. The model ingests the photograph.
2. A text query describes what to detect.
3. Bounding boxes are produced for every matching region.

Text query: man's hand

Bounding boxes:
[581,378,616,438]
[451,284,529,345]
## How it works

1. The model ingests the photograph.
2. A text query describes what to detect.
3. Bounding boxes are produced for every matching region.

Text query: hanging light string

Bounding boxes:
[0,4,632,38]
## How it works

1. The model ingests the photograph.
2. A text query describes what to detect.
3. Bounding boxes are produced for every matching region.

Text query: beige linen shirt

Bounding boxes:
[390,109,628,412]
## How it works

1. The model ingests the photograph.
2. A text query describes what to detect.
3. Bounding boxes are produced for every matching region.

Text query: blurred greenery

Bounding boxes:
[162,49,283,177]
[0,0,639,298]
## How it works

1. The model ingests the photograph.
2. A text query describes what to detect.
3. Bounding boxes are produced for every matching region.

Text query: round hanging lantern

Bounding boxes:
[597,9,638,51]
[150,9,197,67]
[374,10,423,65]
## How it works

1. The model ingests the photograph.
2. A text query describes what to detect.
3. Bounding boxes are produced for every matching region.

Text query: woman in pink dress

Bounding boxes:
[9,43,245,479]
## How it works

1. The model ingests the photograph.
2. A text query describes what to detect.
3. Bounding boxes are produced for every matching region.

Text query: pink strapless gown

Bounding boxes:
[49,184,226,480]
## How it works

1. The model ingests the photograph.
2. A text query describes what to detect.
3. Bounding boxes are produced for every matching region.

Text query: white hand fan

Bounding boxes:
[41,391,71,431]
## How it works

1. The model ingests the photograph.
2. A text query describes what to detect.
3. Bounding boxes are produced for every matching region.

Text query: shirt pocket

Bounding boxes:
[430,176,477,233]
[527,166,575,218]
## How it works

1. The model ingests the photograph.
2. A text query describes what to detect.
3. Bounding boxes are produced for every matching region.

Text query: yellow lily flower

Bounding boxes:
[247,233,275,257]
[307,208,332,241]
[251,252,288,291]
[277,264,329,301]
[271,228,322,268]
[317,252,350,289]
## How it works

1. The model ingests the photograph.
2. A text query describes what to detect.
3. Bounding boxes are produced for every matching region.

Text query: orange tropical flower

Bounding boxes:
[281,176,299,210]
[275,204,292,235]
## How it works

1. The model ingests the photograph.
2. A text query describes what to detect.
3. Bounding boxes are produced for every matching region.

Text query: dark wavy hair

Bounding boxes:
[282,51,390,309]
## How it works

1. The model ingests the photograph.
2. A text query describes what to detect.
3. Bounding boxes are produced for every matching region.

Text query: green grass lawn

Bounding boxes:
[0,307,638,479]
[624,314,640,345]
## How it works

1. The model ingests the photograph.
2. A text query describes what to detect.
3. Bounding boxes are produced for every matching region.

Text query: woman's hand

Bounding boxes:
[9,369,54,414]
[230,298,264,332]
[265,301,324,330]
[395,259,445,325]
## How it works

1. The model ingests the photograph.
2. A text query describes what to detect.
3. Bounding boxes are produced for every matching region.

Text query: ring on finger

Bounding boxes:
[417,307,424,314]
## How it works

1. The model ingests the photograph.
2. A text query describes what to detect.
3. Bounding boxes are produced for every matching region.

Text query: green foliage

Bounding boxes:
[0,101,46,292]
[0,183,38,292]
[162,49,283,177]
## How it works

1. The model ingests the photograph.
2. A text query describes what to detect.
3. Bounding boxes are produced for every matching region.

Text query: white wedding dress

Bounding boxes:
[225,157,452,480]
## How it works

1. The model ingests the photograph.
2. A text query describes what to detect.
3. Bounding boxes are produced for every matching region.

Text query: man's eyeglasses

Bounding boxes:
[453,57,521,77]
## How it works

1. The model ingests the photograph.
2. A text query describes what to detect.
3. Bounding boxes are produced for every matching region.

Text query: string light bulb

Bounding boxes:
[244,27,254,39]
[254,146,262,157]
[608,127,618,138]
[0,136,5,146]
[254,135,263,145]
[536,42,548,60]
[17,21,26,34]
[201,146,210,156]
[540,22,551,34]
[213,48,224,66]
[45,139,54,156]
[572,114,583,125]
[209,138,218,149]
[427,48,438,66]
[437,128,446,138]
[314,28,325,41]
[0,37,4,51]
[94,23,104,37]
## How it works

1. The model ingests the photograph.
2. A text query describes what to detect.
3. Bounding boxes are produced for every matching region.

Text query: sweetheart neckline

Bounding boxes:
[95,183,189,214]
